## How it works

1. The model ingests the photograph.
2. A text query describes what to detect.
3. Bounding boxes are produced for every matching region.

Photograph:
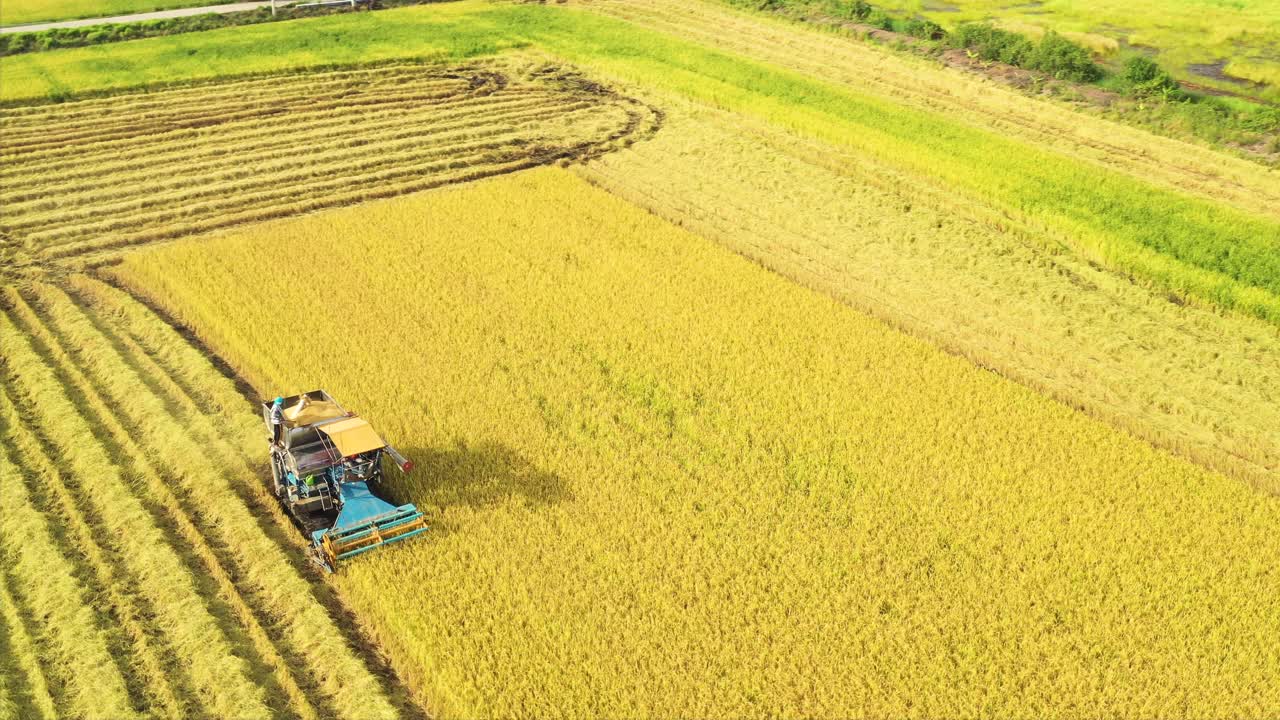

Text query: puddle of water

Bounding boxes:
[1188,59,1259,87]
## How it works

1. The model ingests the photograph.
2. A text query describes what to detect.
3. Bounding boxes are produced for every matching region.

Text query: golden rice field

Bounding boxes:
[109,168,1280,717]
[578,96,1280,495]
[2,0,1279,716]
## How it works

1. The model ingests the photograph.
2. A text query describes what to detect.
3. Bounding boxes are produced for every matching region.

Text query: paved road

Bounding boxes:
[0,1,276,33]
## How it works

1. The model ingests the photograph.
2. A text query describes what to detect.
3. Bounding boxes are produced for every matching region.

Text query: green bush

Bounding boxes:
[865,9,893,30]
[903,18,944,40]
[1122,55,1181,98]
[951,22,1034,65]
[951,23,1100,82]
[1026,31,1101,82]
[1240,106,1280,133]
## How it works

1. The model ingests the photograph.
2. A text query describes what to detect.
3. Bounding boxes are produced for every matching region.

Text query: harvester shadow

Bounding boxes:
[402,440,572,528]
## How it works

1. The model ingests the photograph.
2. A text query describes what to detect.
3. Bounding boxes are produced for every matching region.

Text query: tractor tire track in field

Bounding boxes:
[0,277,433,719]
[0,355,200,719]
[0,565,57,720]
[0,60,662,270]
[1,294,277,719]
[7,287,334,720]
[68,272,432,720]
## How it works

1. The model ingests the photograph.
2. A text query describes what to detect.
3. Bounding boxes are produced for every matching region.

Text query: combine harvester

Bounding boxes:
[263,391,426,571]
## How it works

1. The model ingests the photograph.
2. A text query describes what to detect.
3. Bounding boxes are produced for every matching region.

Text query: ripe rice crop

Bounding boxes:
[0,278,423,719]
[577,97,1280,493]
[5,2,1279,716]
[0,421,136,720]
[113,168,1280,717]
[0,59,657,264]
[0,564,57,720]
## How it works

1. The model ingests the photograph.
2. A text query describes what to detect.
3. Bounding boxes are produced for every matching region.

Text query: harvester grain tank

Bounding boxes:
[263,390,426,571]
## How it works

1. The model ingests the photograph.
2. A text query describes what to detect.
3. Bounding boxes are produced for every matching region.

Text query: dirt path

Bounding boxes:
[0,1,275,33]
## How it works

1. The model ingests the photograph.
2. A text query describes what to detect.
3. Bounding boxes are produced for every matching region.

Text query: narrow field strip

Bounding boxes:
[32,280,403,720]
[0,297,274,720]
[0,68,497,144]
[0,543,58,720]
[0,81,500,165]
[0,61,658,262]
[0,65,471,124]
[17,133,543,235]
[7,287,320,720]
[0,64,480,120]
[0,78,510,167]
[1,93,568,203]
[10,102,614,232]
[0,395,140,719]
[0,381,200,719]
[0,76,477,143]
[2,84,481,156]
[578,0,1280,220]
[0,89,552,188]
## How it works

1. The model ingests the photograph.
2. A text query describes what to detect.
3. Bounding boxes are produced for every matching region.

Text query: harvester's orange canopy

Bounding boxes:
[319,417,385,457]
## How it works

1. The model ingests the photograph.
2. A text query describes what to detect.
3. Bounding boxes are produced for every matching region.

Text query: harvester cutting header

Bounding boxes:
[264,390,426,571]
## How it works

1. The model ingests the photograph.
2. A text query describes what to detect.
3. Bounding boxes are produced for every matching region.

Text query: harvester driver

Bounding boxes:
[270,396,285,445]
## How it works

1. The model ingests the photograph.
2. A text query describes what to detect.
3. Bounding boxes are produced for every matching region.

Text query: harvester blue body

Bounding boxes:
[313,484,428,564]
[264,390,426,571]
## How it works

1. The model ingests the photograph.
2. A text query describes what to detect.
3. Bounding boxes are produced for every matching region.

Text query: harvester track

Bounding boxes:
[0,277,433,719]
[66,274,433,717]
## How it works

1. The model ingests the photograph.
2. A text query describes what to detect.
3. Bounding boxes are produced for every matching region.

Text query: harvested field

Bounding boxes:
[0,277,426,719]
[0,60,658,268]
